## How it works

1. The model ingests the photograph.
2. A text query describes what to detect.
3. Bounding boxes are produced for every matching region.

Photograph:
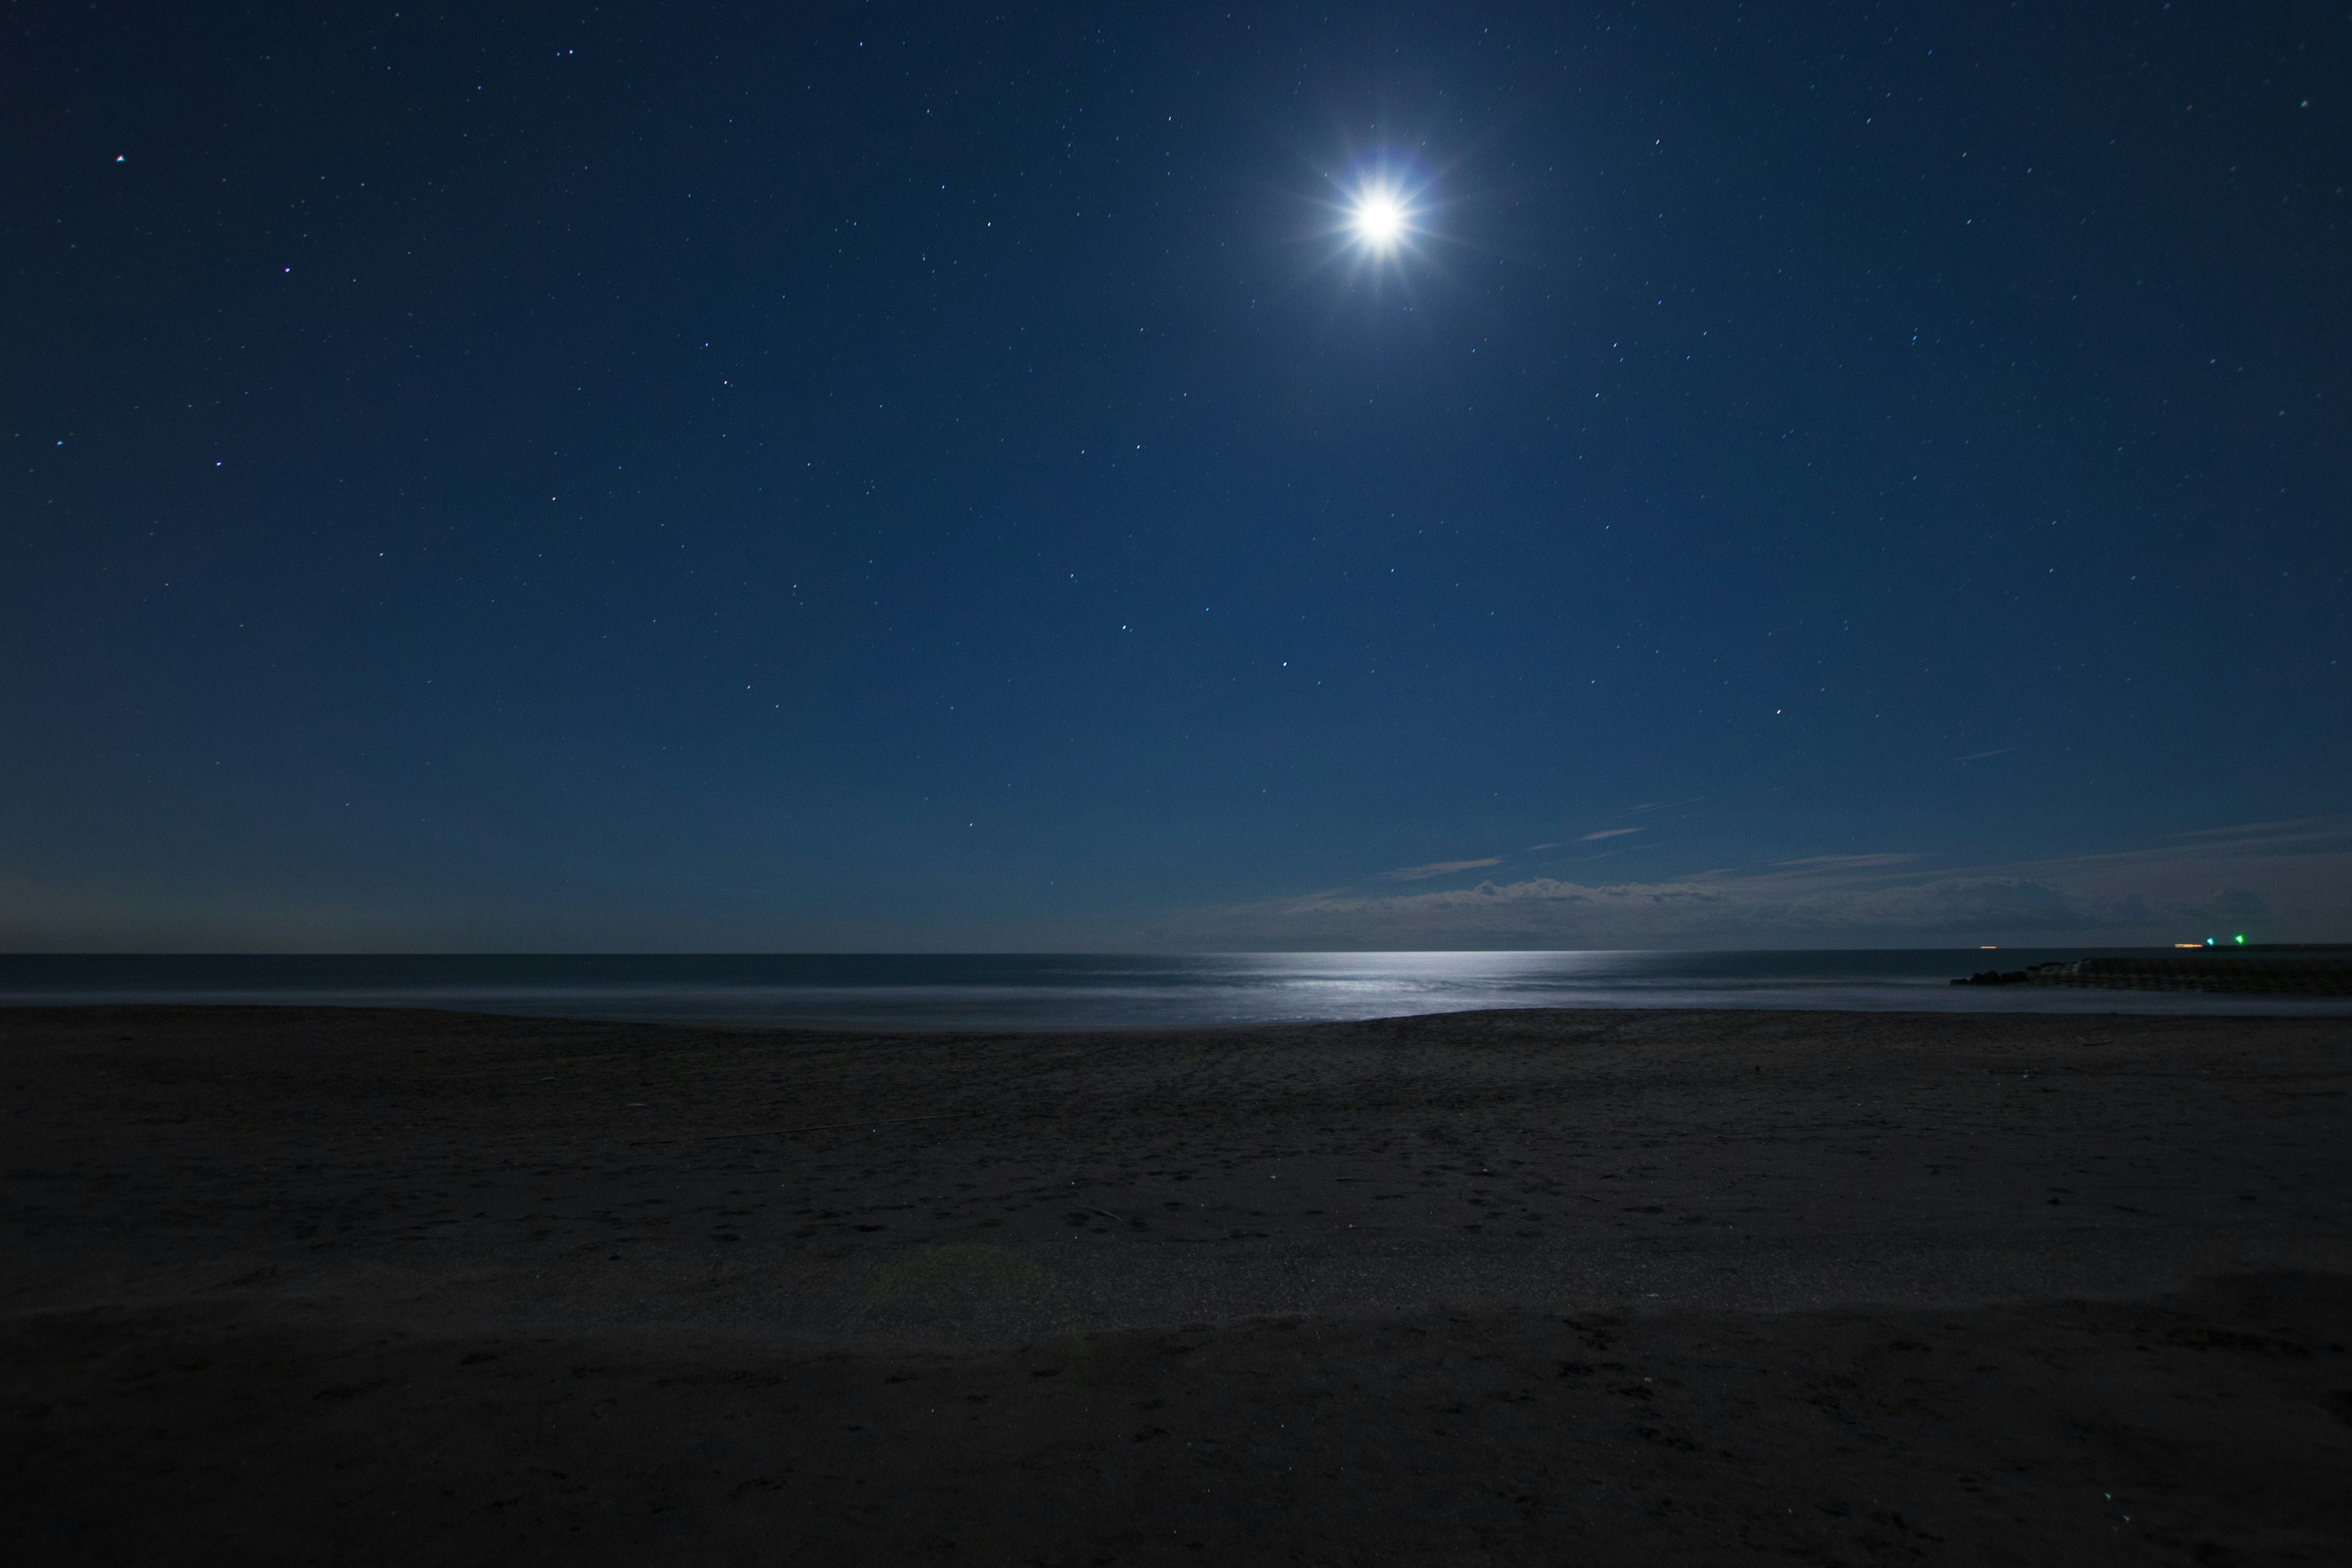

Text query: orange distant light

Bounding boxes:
[1980,945,1997,950]
[2174,943,2203,949]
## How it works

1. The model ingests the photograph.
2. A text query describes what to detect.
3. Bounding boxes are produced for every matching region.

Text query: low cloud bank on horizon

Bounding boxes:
[4,820,2346,955]
[1131,819,2352,951]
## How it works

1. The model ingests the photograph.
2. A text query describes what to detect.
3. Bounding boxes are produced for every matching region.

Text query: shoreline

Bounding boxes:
[7,987,2351,1034]
[12,950,2352,1034]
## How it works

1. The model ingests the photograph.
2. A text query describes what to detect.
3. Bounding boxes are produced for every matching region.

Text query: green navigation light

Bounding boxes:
[2234,933,2246,944]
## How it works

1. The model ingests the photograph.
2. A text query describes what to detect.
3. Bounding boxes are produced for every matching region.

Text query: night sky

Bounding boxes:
[7,3,2348,951]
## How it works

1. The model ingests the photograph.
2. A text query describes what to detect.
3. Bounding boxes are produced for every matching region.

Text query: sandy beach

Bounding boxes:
[4,1003,2348,1563]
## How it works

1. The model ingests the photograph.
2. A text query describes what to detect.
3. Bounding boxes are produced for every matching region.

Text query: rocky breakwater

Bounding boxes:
[1955,950,2352,996]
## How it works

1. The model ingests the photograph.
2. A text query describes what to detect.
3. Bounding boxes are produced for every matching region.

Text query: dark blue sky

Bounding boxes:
[6,2,2347,950]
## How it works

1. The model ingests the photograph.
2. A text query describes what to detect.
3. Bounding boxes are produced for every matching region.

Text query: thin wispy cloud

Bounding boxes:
[1579,827,1643,842]
[1626,797,1703,813]
[1382,856,1502,881]
[1134,817,2352,950]
[2169,818,2345,843]
[1955,747,2019,762]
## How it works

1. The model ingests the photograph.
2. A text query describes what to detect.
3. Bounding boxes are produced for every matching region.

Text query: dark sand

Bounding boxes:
[4,1005,2348,1564]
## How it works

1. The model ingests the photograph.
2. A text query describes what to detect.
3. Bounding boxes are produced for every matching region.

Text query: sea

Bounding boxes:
[0,950,2341,1030]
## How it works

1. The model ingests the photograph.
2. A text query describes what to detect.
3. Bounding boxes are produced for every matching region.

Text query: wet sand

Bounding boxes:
[4,1004,2348,1563]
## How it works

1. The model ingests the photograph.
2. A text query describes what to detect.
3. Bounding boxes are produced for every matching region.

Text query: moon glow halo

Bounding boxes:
[1350,187,1407,250]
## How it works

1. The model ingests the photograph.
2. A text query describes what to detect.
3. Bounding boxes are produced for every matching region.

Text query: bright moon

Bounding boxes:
[1351,189,1404,248]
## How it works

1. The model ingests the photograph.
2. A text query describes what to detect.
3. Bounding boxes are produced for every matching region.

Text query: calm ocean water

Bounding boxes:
[0,951,2341,1028]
